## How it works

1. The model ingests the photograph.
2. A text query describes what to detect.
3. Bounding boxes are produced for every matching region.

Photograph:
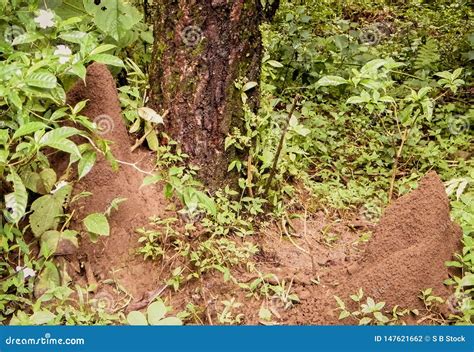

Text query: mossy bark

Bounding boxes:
[149,0,276,187]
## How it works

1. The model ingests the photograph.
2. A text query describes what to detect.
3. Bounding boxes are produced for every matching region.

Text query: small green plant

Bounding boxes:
[217,298,244,325]
[126,299,182,325]
[334,289,413,325]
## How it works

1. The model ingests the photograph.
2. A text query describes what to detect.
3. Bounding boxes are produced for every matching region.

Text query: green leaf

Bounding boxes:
[359,317,372,325]
[69,63,87,80]
[39,168,57,193]
[88,54,124,67]
[34,262,60,298]
[373,311,389,323]
[30,310,56,325]
[90,44,116,55]
[29,195,63,237]
[84,0,142,41]
[147,301,167,325]
[267,60,284,68]
[142,174,162,187]
[138,107,163,124]
[334,295,345,309]
[316,76,347,87]
[39,127,81,145]
[338,310,351,320]
[127,311,148,325]
[445,261,463,268]
[3,171,28,223]
[195,191,217,217]
[12,122,48,140]
[243,81,258,91]
[461,273,474,287]
[45,139,81,159]
[83,213,110,237]
[78,151,97,179]
[145,122,159,151]
[26,71,57,89]
[157,317,183,325]
[40,230,78,257]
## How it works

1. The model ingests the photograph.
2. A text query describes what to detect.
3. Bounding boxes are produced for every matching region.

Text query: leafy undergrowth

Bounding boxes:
[1,0,473,325]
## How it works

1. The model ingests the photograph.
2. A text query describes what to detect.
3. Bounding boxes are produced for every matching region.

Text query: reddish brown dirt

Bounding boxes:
[60,64,462,325]
[276,172,461,324]
[65,63,171,303]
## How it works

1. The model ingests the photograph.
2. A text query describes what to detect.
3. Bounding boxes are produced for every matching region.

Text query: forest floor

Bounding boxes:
[58,64,462,325]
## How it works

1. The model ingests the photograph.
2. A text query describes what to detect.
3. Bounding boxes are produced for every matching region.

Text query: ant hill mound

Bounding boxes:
[347,171,462,310]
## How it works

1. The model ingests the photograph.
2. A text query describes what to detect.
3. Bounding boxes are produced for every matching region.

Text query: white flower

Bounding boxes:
[34,9,55,29]
[54,45,72,64]
[16,266,36,279]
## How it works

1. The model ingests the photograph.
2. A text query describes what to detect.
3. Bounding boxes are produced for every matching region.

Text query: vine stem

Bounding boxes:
[263,95,300,198]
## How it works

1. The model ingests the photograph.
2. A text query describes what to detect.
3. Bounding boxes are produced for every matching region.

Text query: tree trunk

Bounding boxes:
[149,0,278,187]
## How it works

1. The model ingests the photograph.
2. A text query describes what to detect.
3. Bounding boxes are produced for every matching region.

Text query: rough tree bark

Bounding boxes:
[149,0,279,187]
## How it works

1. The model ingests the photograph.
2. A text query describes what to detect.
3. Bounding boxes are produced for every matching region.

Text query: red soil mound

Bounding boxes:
[66,64,169,299]
[284,172,461,324]
[345,171,461,309]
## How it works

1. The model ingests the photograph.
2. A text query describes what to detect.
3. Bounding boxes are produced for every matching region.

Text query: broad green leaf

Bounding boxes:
[84,0,142,40]
[29,195,63,237]
[145,122,159,151]
[30,310,56,325]
[147,301,167,324]
[138,107,163,124]
[12,122,48,140]
[39,168,57,193]
[338,310,351,320]
[243,81,258,91]
[34,262,60,298]
[88,54,124,67]
[45,139,81,159]
[157,317,183,325]
[26,71,57,89]
[461,273,474,287]
[267,60,284,68]
[361,59,388,73]
[127,311,148,325]
[142,174,162,187]
[195,191,217,217]
[40,230,78,257]
[59,31,87,43]
[69,63,87,80]
[83,213,110,237]
[39,127,81,145]
[90,44,116,55]
[316,76,347,87]
[78,150,97,179]
[3,171,28,223]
